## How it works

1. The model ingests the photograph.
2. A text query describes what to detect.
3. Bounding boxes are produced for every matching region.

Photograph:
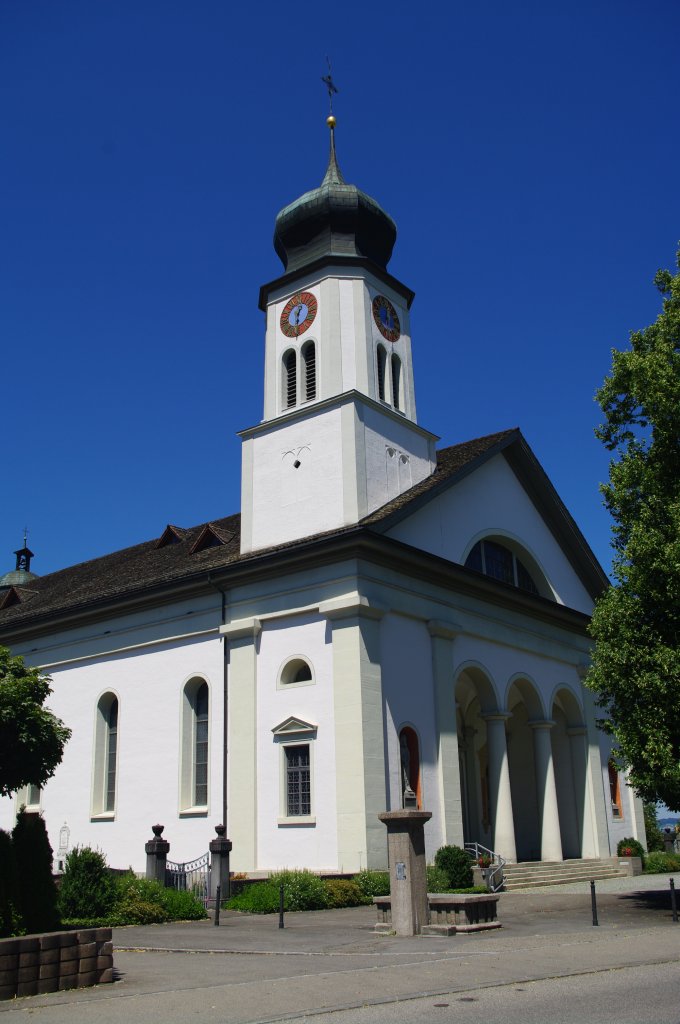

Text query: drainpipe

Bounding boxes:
[207,575,229,831]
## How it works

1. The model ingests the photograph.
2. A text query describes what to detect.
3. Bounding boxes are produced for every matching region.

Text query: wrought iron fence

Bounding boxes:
[166,851,211,907]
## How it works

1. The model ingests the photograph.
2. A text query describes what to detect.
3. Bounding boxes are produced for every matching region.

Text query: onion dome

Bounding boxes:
[274,117,397,274]
[0,541,38,591]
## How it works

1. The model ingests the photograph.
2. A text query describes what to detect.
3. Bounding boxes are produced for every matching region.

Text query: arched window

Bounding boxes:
[302,341,316,401]
[391,353,402,409]
[465,539,541,596]
[93,693,118,817]
[279,657,314,687]
[180,678,210,812]
[283,349,297,409]
[377,345,387,401]
[608,760,623,818]
[399,726,421,809]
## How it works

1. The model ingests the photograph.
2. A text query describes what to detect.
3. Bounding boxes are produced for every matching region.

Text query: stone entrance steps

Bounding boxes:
[502,858,628,891]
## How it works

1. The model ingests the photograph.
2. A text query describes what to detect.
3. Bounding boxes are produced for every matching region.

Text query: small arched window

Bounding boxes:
[608,760,623,818]
[93,693,118,816]
[391,353,402,409]
[302,340,316,401]
[465,539,540,596]
[279,657,314,687]
[283,349,297,409]
[377,345,387,401]
[181,678,210,812]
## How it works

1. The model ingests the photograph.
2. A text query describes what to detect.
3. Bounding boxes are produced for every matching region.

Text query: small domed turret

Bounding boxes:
[273,119,397,274]
[0,540,38,591]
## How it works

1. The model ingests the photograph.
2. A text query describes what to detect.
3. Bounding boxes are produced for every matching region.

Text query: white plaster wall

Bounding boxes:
[386,453,594,614]
[598,733,639,853]
[361,404,435,516]
[0,631,224,873]
[380,613,443,862]
[247,405,345,550]
[255,613,338,871]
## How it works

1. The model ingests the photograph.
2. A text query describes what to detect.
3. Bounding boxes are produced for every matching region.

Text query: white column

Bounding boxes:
[483,713,517,862]
[568,725,596,857]
[427,620,463,848]
[531,721,563,862]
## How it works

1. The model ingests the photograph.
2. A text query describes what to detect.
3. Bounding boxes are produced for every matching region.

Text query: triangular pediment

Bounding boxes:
[271,716,317,737]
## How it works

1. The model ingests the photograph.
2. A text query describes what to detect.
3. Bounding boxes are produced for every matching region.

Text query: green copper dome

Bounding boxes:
[274,125,397,274]
[0,543,38,591]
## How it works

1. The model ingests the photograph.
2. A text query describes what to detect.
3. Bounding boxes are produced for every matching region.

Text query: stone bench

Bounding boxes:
[0,928,113,1000]
[374,893,500,936]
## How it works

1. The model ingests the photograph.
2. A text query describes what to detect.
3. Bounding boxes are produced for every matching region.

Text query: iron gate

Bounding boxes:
[166,851,211,907]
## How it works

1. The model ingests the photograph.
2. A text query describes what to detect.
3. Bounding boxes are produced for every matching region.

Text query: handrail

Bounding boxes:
[465,841,506,893]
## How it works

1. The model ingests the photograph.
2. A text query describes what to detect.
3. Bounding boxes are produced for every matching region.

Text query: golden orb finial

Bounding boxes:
[326,115,336,128]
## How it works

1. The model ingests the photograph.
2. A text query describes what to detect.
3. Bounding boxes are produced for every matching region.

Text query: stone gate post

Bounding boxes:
[210,824,233,904]
[145,824,170,883]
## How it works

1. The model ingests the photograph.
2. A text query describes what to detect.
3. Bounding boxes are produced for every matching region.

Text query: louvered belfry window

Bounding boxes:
[391,354,402,409]
[302,341,316,401]
[284,349,297,408]
[285,744,310,816]
[377,345,387,401]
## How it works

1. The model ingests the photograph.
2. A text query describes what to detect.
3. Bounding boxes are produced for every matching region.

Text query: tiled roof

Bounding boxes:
[0,428,562,632]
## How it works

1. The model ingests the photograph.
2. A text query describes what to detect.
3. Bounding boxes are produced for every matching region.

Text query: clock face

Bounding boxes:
[372,295,401,342]
[280,291,318,338]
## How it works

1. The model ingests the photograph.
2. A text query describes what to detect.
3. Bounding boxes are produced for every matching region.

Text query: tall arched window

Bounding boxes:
[391,353,402,409]
[399,726,421,809]
[377,345,387,401]
[93,693,119,816]
[302,340,316,401]
[283,349,297,409]
[181,678,210,812]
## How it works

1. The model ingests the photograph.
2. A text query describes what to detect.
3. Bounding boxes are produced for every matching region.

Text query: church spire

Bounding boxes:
[321,116,345,187]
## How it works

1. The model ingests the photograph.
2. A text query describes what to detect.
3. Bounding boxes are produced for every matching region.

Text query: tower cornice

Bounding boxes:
[259,254,415,311]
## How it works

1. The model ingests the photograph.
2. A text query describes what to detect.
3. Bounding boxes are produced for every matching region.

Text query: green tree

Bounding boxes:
[0,646,71,797]
[586,248,680,810]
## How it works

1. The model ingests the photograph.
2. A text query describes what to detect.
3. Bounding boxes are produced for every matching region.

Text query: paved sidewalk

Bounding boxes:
[0,875,678,1023]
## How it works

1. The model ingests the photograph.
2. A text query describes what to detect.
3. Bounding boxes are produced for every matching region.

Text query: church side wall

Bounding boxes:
[0,625,225,873]
[254,612,338,871]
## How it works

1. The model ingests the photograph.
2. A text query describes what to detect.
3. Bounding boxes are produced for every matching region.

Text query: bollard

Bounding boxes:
[214,884,221,927]
[671,879,678,923]
[590,879,599,926]
[278,884,285,929]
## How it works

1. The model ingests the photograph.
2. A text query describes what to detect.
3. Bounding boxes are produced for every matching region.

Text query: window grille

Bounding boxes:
[194,683,209,806]
[105,698,118,812]
[391,354,402,409]
[377,345,387,401]
[302,341,316,401]
[284,349,297,408]
[465,539,540,596]
[285,744,310,816]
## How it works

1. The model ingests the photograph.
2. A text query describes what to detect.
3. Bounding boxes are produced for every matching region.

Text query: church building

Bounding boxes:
[0,117,645,875]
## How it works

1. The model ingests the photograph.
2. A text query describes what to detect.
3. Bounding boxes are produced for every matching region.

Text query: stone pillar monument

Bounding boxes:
[210,824,233,904]
[378,809,432,935]
[145,824,170,884]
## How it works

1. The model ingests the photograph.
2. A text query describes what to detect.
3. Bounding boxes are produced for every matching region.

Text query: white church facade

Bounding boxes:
[0,119,645,874]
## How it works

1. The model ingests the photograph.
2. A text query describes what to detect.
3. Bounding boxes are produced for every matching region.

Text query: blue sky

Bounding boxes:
[2,1,679,579]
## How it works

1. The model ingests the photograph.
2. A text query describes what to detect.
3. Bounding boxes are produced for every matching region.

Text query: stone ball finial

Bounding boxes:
[215,824,226,837]
[151,824,165,838]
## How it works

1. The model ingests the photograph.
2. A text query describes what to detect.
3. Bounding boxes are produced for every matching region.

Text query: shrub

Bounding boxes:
[324,878,367,908]
[0,829,21,938]
[643,803,665,852]
[58,847,117,920]
[617,837,646,865]
[161,886,208,921]
[426,865,450,892]
[12,810,59,933]
[114,874,206,922]
[226,882,282,914]
[643,851,680,874]
[269,870,329,912]
[434,845,473,890]
[354,870,390,899]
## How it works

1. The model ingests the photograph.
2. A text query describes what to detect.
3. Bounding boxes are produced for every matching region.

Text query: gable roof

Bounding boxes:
[0,429,607,639]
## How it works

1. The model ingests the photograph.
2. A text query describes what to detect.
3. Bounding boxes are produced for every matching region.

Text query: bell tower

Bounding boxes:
[239,118,437,554]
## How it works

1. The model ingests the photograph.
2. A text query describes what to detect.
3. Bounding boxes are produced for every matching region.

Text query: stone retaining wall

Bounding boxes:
[0,928,113,1000]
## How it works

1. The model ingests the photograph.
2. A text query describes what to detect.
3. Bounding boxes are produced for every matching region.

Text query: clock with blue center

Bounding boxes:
[280,291,318,338]
[372,295,401,342]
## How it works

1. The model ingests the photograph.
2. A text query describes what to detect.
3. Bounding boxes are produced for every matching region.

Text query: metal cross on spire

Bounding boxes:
[321,56,338,115]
